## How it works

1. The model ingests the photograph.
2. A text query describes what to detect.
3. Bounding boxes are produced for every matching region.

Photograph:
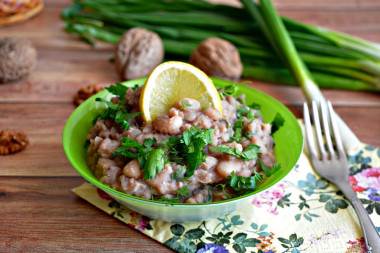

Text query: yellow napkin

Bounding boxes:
[73,143,380,253]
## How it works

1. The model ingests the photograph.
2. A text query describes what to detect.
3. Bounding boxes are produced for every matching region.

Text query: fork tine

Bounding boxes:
[320,101,336,159]
[303,102,318,160]
[327,101,347,160]
[311,101,327,160]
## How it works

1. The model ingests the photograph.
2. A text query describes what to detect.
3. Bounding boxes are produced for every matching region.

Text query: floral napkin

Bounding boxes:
[73,134,380,253]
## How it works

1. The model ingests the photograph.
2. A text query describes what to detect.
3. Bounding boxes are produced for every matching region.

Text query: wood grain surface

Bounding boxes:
[0,0,379,252]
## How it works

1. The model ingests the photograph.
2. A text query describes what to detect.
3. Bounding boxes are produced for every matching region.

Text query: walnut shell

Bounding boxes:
[115,28,164,80]
[0,129,29,155]
[189,38,243,80]
[0,37,37,83]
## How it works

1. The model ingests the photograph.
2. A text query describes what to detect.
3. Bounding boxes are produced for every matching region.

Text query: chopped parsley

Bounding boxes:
[249,102,261,110]
[95,83,140,130]
[236,105,255,121]
[174,186,190,198]
[112,137,164,180]
[231,118,243,142]
[259,158,281,176]
[180,100,191,110]
[227,171,263,192]
[171,166,185,180]
[154,186,191,203]
[154,196,180,204]
[228,105,256,143]
[106,82,128,102]
[216,170,264,197]
[113,127,214,180]
[209,143,260,161]
[271,112,285,135]
[181,127,214,178]
[219,84,238,100]
[142,149,165,180]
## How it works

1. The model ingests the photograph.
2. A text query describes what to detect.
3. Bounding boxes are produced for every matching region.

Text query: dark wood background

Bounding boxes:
[0,0,379,252]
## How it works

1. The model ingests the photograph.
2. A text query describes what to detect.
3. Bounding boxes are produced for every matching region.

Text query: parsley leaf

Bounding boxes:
[219,84,238,100]
[259,158,281,176]
[158,136,184,165]
[241,144,260,161]
[227,171,257,192]
[153,186,191,203]
[271,112,285,135]
[230,106,255,142]
[143,137,157,149]
[180,100,191,110]
[96,97,119,120]
[237,105,254,121]
[143,148,165,180]
[155,196,180,204]
[112,137,143,158]
[249,103,261,110]
[95,83,140,130]
[171,166,185,180]
[112,137,164,180]
[115,110,141,130]
[209,143,260,161]
[231,119,243,142]
[174,186,190,198]
[106,82,128,103]
[182,127,214,178]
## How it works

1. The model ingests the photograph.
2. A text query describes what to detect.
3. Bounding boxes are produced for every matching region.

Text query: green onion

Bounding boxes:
[241,0,361,155]
[61,0,380,93]
[243,66,379,92]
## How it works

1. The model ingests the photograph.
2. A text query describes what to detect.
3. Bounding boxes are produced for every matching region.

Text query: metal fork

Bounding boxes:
[304,100,380,253]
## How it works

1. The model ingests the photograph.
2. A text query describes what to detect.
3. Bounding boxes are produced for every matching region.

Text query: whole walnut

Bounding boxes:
[189,38,243,80]
[115,28,164,80]
[0,37,37,83]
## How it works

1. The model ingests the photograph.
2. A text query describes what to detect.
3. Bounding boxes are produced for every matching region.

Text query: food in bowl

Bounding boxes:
[63,68,303,221]
[86,81,280,203]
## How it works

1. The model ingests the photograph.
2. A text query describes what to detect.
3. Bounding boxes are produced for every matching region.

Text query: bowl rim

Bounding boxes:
[63,77,303,207]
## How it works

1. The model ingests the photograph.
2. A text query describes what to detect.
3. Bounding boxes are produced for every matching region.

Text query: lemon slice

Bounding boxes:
[140,61,222,122]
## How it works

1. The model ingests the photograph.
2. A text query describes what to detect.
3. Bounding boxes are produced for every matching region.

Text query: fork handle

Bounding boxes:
[335,180,380,253]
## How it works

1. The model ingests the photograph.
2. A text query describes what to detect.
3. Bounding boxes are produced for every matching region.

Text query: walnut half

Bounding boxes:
[74,84,103,106]
[189,38,243,81]
[0,129,29,155]
[115,28,164,80]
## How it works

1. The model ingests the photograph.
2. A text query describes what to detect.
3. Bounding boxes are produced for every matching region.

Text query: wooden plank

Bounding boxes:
[0,177,171,252]
[275,0,380,8]
[0,103,379,177]
[1,71,380,106]
[0,103,76,176]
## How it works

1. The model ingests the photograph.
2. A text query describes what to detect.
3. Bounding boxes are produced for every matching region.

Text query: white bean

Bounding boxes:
[153,115,183,134]
[204,108,221,121]
[123,159,141,178]
[216,158,243,178]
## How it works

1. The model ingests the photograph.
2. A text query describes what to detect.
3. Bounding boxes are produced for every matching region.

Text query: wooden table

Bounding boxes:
[0,0,379,252]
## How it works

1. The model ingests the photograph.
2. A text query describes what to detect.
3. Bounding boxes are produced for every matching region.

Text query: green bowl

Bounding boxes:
[63,77,303,222]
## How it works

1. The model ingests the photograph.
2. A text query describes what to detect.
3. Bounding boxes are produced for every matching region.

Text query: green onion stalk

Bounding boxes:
[61,0,380,94]
[240,0,361,155]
